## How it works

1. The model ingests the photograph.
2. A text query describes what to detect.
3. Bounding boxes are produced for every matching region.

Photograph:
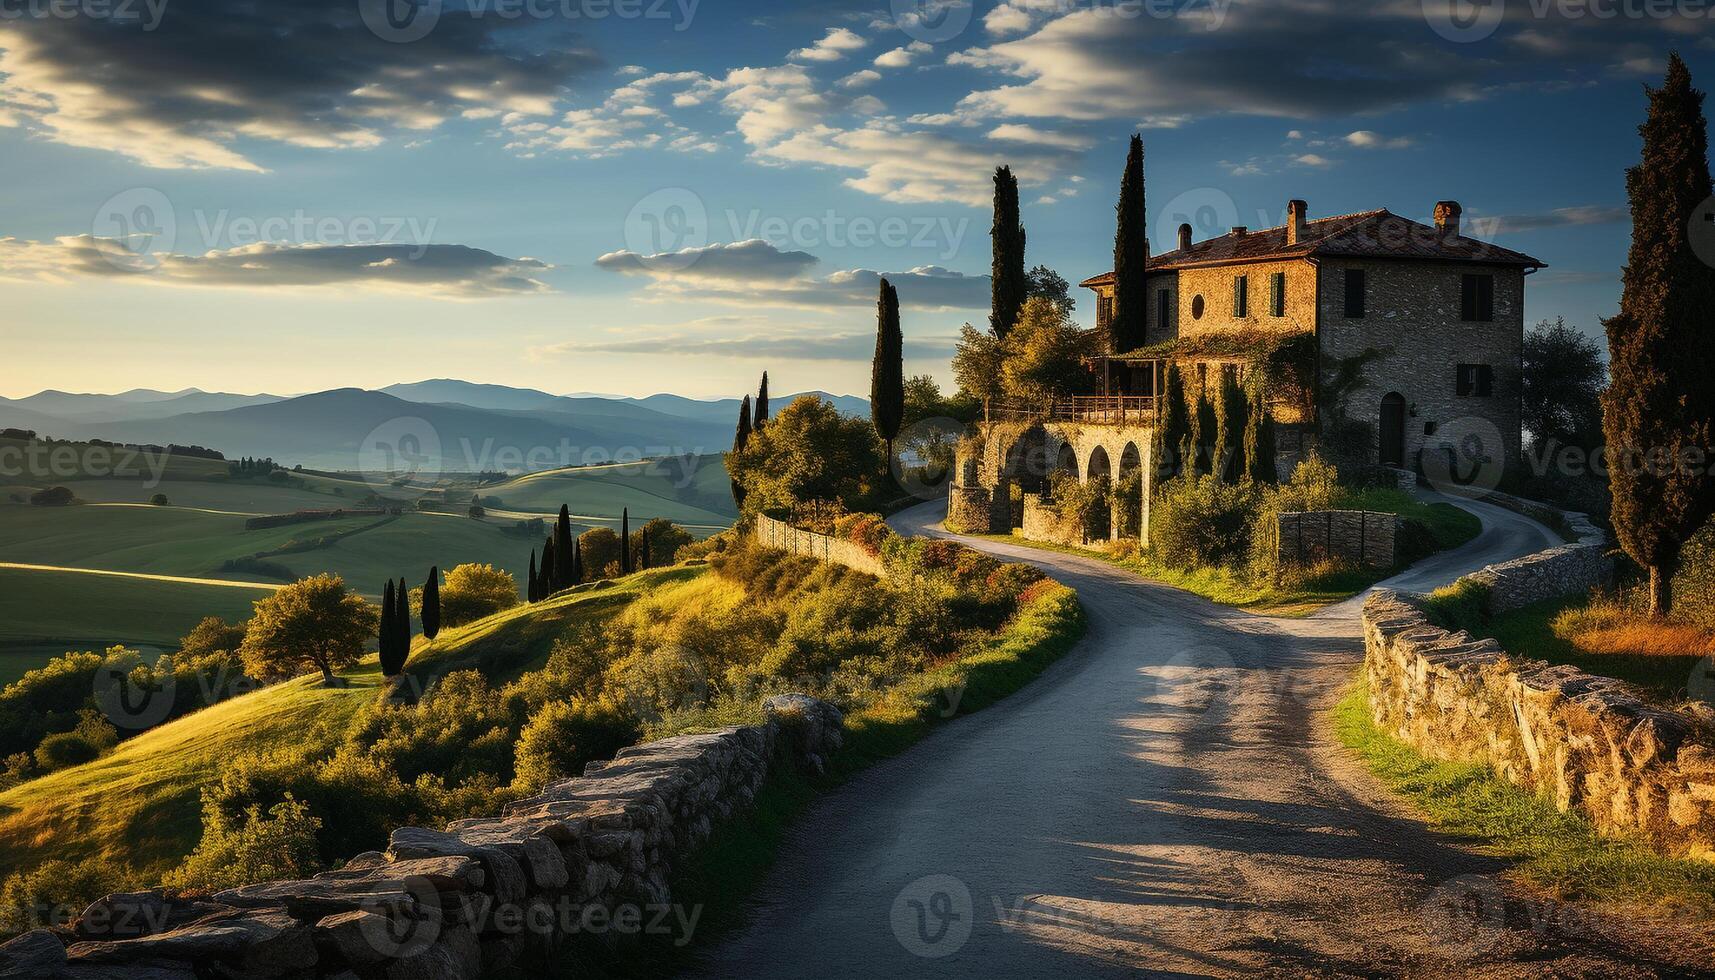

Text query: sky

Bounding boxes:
[0,0,1709,400]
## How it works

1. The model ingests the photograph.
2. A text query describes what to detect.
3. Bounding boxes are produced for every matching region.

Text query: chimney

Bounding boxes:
[1434,200,1462,240]
[1286,199,1308,245]
[1230,226,1247,237]
[1177,223,1192,251]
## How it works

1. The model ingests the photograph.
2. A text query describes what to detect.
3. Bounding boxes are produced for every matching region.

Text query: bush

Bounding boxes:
[33,731,100,771]
[0,858,132,938]
[833,512,893,555]
[28,486,73,506]
[164,795,323,893]
[150,493,170,506]
[512,699,638,791]
[433,563,520,627]
[1150,476,1261,569]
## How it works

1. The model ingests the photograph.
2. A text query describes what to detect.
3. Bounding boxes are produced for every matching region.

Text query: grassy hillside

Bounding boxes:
[0,569,693,877]
[484,454,735,528]
[0,568,267,651]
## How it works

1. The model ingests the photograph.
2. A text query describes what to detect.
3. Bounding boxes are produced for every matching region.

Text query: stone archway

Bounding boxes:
[1114,442,1143,539]
[1085,446,1113,540]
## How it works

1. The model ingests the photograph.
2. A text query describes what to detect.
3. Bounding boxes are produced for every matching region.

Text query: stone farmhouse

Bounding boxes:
[948,200,1545,543]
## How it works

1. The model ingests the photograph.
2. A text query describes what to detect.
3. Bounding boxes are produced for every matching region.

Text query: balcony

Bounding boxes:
[990,395,1158,425]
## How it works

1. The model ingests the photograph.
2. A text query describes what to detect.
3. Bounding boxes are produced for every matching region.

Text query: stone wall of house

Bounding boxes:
[0,695,847,980]
[1363,591,1715,860]
[1176,256,1319,341]
[1317,258,1525,469]
[752,513,888,578]
[1276,510,1398,568]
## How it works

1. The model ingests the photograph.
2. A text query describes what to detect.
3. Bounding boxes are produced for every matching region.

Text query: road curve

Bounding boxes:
[684,494,1714,977]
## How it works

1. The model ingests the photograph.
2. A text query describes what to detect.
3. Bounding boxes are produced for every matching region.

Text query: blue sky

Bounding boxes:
[1,0,1708,399]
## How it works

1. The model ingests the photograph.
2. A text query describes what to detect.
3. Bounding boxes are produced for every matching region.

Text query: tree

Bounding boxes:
[620,509,632,575]
[421,567,441,640]
[1523,317,1606,454]
[1214,368,1248,484]
[754,372,770,430]
[1244,377,1279,485]
[1602,53,1715,614]
[871,277,905,465]
[1110,134,1147,355]
[1157,363,1189,480]
[1026,265,1074,315]
[386,577,412,675]
[731,394,753,506]
[527,549,540,603]
[1193,385,1218,478]
[240,574,378,685]
[1000,296,1094,406]
[637,517,693,566]
[378,580,397,674]
[952,323,1006,411]
[150,493,170,506]
[29,486,73,506]
[638,529,650,571]
[432,564,519,628]
[554,505,575,587]
[571,538,583,584]
[178,616,248,661]
[540,535,556,595]
[726,396,887,513]
[578,528,621,580]
[990,165,1027,339]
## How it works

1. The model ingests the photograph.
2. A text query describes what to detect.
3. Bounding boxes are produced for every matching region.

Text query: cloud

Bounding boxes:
[594,239,818,281]
[839,70,882,89]
[0,237,551,297]
[1469,206,1627,234]
[759,123,1074,207]
[1293,153,1333,167]
[789,27,867,63]
[873,41,932,68]
[1345,130,1414,149]
[0,2,599,170]
[535,329,956,362]
[987,123,1091,149]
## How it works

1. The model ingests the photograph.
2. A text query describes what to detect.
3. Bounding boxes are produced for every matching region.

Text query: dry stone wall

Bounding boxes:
[0,695,845,980]
[1276,510,1397,568]
[1450,489,1611,613]
[751,513,888,578]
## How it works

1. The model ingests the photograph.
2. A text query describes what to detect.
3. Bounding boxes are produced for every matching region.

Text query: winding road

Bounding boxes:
[686,494,1715,977]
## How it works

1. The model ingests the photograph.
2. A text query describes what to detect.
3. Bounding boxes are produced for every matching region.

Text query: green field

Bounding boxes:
[0,569,696,877]
[482,455,736,528]
[0,568,269,652]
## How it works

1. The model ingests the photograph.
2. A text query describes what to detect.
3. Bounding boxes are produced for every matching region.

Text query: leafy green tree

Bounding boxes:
[240,574,378,685]
[1193,385,1218,478]
[1026,265,1074,314]
[621,509,632,574]
[637,517,693,566]
[1001,296,1094,406]
[554,505,575,587]
[421,567,441,639]
[578,528,622,581]
[952,323,1006,411]
[990,165,1027,338]
[1110,133,1147,355]
[727,396,887,513]
[179,616,248,661]
[540,536,556,595]
[164,795,322,893]
[432,563,519,628]
[1245,377,1279,485]
[1602,54,1715,614]
[392,577,411,670]
[1157,363,1189,479]
[1524,317,1606,454]
[527,550,540,603]
[571,538,583,584]
[872,277,905,464]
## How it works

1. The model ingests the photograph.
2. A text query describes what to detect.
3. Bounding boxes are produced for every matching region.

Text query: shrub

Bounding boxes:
[28,486,73,506]
[150,493,170,506]
[434,563,520,627]
[33,732,99,772]
[1150,476,1261,569]
[833,512,892,555]
[512,699,638,791]
[164,795,323,893]
[0,858,132,938]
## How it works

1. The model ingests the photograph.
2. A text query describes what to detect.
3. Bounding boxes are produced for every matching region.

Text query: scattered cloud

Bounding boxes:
[789,27,867,63]
[535,329,956,362]
[0,237,551,297]
[1345,130,1414,149]
[1470,205,1627,234]
[873,41,932,68]
[987,123,1091,149]
[1293,153,1333,167]
[594,239,817,281]
[839,70,882,89]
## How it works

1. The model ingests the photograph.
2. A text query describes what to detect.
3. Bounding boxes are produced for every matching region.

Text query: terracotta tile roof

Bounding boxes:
[1078,209,1545,288]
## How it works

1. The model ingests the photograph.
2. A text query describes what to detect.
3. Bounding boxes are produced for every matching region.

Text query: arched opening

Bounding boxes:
[1000,425,1050,529]
[1379,392,1406,467]
[1115,442,1143,539]
[1084,446,1113,540]
[1055,441,1079,481]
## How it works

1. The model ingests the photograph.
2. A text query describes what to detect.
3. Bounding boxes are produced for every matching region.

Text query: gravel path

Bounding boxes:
[684,495,1715,978]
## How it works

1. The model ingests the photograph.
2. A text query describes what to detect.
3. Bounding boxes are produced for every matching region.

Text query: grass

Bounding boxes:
[0,569,693,879]
[481,455,736,528]
[1422,580,1712,703]
[0,567,266,650]
[1334,679,1715,913]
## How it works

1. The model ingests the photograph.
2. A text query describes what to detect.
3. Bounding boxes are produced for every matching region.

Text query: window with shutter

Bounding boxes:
[1343,269,1366,318]
[1461,274,1494,322]
[1270,272,1285,317]
[1233,275,1248,318]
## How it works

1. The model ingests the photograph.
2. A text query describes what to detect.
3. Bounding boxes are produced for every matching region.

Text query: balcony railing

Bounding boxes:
[990,395,1158,424]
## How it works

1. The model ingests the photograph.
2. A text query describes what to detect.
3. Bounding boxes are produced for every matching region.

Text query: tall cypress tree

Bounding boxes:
[422,567,441,639]
[1245,379,1279,485]
[1603,53,1715,614]
[989,166,1027,339]
[731,394,752,507]
[527,550,539,603]
[393,577,411,672]
[554,505,575,587]
[1215,369,1248,484]
[541,535,556,595]
[872,278,905,466]
[753,372,770,430]
[1111,134,1147,356]
[571,538,583,585]
[640,529,651,571]
[379,579,396,672]
[1193,385,1217,478]
[621,509,632,574]
[1157,363,1189,480]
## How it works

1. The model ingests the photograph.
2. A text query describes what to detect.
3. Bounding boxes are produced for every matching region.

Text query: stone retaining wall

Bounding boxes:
[752,514,888,578]
[1020,493,1081,547]
[1276,510,1397,569]
[1363,591,1715,860]
[0,695,845,979]
[1452,490,1611,613]
[945,484,993,535]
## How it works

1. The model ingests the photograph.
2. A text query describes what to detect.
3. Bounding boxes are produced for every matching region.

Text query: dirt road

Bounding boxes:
[685,495,1714,977]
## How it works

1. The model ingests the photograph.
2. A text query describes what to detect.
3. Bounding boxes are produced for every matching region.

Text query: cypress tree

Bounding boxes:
[1193,385,1217,478]
[393,577,411,672]
[572,538,583,584]
[989,166,1027,339]
[753,372,769,430]
[1111,134,1148,356]
[640,529,651,571]
[379,579,396,673]
[554,505,575,586]
[1245,378,1279,485]
[1603,53,1715,614]
[621,509,632,574]
[1157,363,1189,480]
[422,567,441,639]
[1215,369,1248,484]
[872,278,905,465]
[541,535,556,595]
[527,549,539,603]
[731,394,752,507]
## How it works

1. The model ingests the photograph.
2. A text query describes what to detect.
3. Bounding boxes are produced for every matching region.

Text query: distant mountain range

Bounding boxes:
[0,380,869,472]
